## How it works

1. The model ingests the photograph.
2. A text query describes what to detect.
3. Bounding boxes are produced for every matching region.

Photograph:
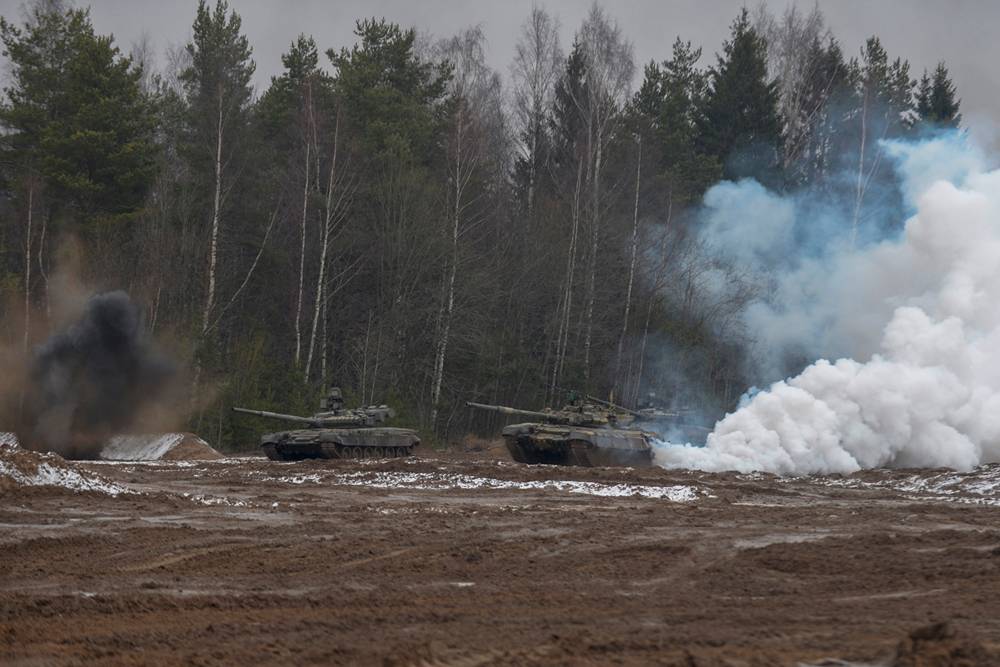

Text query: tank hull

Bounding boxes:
[500,423,653,468]
[260,427,420,461]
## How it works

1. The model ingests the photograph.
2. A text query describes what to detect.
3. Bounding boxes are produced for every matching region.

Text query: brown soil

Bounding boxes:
[159,433,223,461]
[3,448,1000,666]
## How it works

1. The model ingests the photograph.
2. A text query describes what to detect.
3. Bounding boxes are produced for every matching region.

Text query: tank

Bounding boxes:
[466,398,654,468]
[576,392,711,444]
[234,387,419,461]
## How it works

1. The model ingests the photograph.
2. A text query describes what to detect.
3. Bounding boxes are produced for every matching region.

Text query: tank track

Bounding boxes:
[262,443,416,462]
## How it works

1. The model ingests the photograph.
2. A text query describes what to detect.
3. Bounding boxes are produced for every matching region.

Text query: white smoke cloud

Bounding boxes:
[657,134,1000,474]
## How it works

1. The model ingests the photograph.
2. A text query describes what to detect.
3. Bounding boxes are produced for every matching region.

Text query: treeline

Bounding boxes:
[0,1,961,447]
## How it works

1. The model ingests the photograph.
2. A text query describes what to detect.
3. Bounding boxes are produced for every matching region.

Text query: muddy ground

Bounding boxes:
[3,444,1000,666]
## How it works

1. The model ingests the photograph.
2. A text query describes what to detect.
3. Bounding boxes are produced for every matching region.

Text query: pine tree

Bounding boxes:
[697,9,783,184]
[549,41,587,170]
[0,5,156,230]
[657,38,720,207]
[917,62,961,127]
[328,19,450,165]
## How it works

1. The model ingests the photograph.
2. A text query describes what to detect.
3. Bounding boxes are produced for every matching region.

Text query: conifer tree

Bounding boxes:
[917,62,961,127]
[656,38,719,208]
[0,4,156,230]
[698,9,782,184]
[328,19,450,165]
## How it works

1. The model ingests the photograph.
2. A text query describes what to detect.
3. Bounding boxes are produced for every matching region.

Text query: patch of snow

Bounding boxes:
[101,433,185,461]
[275,474,323,485]
[0,433,18,446]
[790,464,1000,505]
[251,469,707,501]
[0,458,132,496]
[180,492,250,507]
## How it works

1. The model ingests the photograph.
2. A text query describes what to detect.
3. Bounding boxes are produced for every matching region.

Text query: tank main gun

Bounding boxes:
[466,401,610,427]
[232,406,395,428]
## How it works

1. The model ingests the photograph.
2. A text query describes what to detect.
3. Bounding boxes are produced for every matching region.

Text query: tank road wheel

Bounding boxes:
[398,447,409,458]
[352,447,364,459]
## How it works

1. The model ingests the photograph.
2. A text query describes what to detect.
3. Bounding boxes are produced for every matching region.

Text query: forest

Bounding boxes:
[0,0,962,448]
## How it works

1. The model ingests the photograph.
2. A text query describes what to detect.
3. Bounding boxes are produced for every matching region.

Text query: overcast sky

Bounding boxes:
[2,0,998,146]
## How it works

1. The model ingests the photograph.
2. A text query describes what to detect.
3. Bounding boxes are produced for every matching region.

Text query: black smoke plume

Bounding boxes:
[20,291,176,459]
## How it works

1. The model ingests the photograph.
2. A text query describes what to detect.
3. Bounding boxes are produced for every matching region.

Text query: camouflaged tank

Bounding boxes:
[583,394,712,444]
[234,388,419,461]
[466,398,653,467]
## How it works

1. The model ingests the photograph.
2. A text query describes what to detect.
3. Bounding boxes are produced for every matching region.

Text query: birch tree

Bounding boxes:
[753,3,828,169]
[180,0,255,359]
[429,27,505,428]
[846,37,914,243]
[575,4,633,387]
[511,6,562,218]
[305,105,356,381]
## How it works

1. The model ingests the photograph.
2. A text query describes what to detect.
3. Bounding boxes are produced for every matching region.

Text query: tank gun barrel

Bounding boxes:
[466,401,554,421]
[232,407,319,426]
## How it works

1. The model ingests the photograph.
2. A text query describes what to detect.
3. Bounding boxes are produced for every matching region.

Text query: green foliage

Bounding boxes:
[633,38,720,207]
[257,34,333,143]
[848,36,915,135]
[785,35,850,188]
[0,4,156,229]
[328,18,451,164]
[549,41,587,166]
[698,9,782,184]
[179,0,255,164]
[917,62,961,128]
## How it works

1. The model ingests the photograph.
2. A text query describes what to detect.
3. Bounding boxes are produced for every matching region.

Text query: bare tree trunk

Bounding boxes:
[583,128,601,388]
[320,286,328,384]
[37,211,49,319]
[632,293,656,407]
[527,120,537,217]
[614,136,641,400]
[852,88,867,248]
[23,184,33,355]
[294,139,310,366]
[551,157,584,394]
[200,92,225,338]
[306,108,340,380]
[430,106,464,428]
[193,90,226,400]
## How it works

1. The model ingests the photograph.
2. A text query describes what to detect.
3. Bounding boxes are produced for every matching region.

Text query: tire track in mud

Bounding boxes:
[5,453,1000,664]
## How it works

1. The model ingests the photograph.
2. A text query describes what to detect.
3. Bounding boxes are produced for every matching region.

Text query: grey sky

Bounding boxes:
[2,0,998,145]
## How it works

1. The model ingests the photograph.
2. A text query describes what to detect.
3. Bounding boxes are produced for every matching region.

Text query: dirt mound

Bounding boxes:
[891,622,997,667]
[100,432,221,461]
[0,442,128,496]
